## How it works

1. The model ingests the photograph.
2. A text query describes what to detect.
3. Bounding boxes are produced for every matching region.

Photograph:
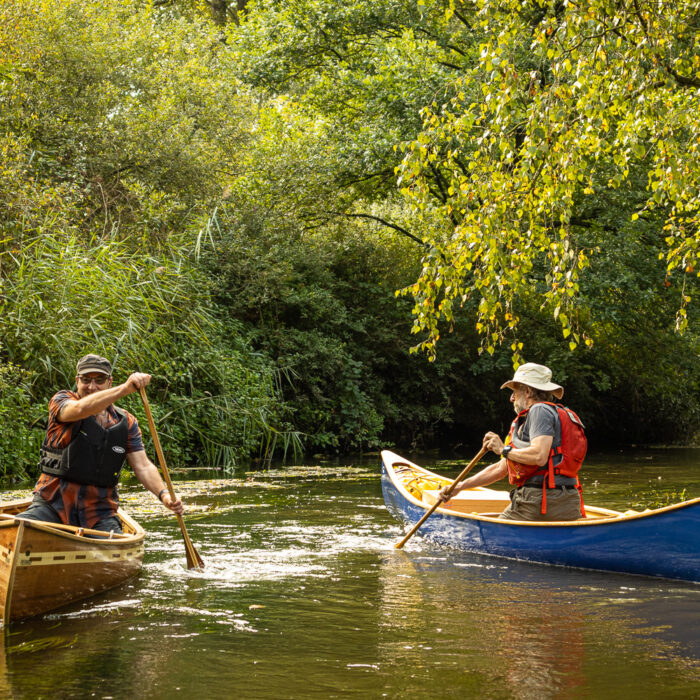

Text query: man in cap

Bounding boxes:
[20,354,184,533]
[439,362,586,521]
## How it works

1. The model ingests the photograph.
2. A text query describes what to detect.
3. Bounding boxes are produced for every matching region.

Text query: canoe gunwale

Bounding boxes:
[382,450,700,528]
[0,499,145,542]
[5,517,144,543]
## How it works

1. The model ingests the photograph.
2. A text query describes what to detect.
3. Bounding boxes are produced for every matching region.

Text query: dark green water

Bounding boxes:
[1,448,699,699]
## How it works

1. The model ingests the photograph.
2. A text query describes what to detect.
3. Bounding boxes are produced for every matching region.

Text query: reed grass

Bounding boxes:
[0,226,299,474]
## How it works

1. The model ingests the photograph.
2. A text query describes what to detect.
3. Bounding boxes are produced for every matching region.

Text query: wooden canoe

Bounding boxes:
[0,499,145,623]
[381,450,700,583]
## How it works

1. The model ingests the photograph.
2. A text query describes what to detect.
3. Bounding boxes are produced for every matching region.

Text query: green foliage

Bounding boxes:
[1,0,248,209]
[225,0,699,446]
[121,329,301,468]
[0,0,698,481]
[206,206,409,451]
[230,0,472,206]
[0,358,43,482]
[632,488,688,511]
[397,0,700,361]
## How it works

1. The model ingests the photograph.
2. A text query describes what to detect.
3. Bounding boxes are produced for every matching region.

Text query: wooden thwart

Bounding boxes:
[421,489,510,514]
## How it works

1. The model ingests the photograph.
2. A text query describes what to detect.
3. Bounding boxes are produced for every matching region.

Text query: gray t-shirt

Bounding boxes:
[513,403,562,457]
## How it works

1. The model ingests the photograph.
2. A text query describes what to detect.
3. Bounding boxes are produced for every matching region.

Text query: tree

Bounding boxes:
[397,0,700,360]
[229,0,478,227]
[216,0,700,444]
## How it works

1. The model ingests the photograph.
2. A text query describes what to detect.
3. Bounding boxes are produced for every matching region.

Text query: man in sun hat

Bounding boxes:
[439,363,587,521]
[20,353,184,533]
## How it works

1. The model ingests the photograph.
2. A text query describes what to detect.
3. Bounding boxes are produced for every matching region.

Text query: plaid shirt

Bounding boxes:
[34,390,144,528]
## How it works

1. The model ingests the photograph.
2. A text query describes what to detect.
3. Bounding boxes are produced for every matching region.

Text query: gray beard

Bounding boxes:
[513,399,528,414]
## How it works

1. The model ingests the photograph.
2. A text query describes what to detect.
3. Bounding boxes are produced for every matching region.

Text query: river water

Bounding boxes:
[1,448,698,699]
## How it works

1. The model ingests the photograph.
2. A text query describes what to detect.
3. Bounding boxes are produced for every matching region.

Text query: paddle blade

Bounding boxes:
[186,545,205,571]
[176,513,204,570]
[394,504,438,549]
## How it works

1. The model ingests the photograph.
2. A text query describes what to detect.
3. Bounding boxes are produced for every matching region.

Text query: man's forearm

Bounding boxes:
[458,460,508,491]
[128,451,183,514]
[504,434,553,467]
[58,383,133,421]
[133,460,167,498]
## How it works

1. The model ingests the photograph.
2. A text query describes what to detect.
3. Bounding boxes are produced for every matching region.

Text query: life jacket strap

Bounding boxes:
[539,450,585,516]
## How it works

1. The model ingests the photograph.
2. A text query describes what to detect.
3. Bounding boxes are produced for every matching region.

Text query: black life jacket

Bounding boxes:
[39,409,128,488]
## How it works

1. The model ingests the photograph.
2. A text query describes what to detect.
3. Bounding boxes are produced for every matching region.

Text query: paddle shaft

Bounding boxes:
[139,387,204,570]
[394,446,488,549]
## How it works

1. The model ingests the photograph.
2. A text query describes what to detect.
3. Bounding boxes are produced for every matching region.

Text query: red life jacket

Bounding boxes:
[505,402,587,516]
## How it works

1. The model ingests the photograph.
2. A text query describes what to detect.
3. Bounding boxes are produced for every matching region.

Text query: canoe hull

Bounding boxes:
[381,451,700,583]
[0,500,145,623]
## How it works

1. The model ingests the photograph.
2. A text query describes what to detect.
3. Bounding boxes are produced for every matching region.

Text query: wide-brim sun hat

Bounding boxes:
[501,362,564,399]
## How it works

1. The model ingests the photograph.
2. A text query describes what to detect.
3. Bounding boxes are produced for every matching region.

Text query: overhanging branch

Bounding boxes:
[339,212,427,247]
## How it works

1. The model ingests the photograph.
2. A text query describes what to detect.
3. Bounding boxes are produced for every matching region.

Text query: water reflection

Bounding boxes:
[5,610,194,698]
[376,551,699,698]
[0,457,698,699]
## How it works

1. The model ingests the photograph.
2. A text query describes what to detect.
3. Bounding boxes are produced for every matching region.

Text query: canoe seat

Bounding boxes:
[423,489,510,514]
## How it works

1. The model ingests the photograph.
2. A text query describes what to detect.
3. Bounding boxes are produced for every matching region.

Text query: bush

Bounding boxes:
[0,360,44,481]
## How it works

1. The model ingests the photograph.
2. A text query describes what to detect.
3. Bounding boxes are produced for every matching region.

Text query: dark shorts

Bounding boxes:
[499,485,582,522]
[18,494,123,535]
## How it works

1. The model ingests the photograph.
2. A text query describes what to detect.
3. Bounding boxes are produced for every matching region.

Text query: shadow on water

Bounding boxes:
[0,453,698,699]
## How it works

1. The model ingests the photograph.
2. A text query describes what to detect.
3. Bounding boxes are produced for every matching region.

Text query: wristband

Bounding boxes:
[157,488,168,503]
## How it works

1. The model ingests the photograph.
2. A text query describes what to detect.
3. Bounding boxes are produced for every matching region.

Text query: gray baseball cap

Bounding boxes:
[76,354,112,376]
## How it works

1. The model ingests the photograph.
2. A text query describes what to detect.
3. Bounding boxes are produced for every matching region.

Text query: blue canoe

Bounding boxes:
[381,450,700,583]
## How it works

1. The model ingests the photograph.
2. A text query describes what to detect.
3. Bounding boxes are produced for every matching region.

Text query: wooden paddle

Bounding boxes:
[139,387,204,570]
[394,446,488,549]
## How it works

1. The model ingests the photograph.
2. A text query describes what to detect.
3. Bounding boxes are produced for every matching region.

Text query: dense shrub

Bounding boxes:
[0,359,44,481]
